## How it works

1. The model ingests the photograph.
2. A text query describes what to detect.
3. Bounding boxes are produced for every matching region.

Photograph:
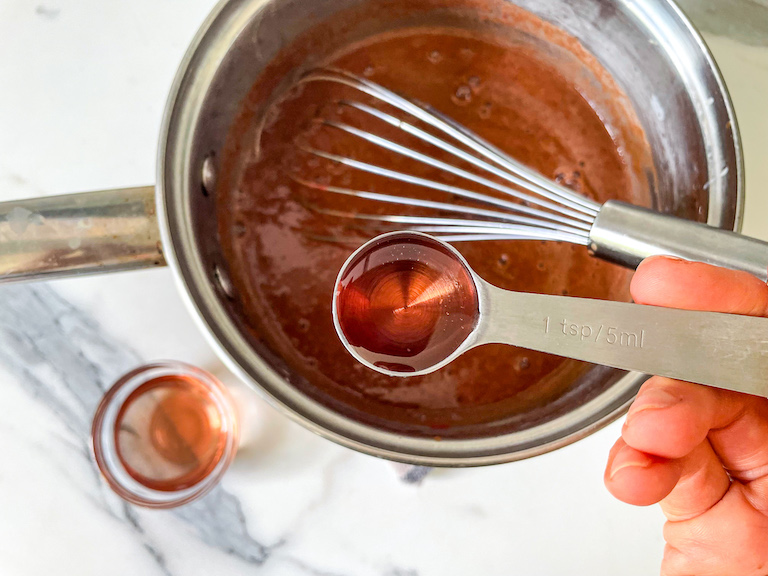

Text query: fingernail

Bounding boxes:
[626,388,681,427]
[609,445,654,480]
[638,255,683,269]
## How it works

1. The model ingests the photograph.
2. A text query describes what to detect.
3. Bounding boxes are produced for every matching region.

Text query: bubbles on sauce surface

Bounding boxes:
[452,84,473,106]
[514,356,531,372]
[427,50,443,64]
[554,169,584,192]
[233,221,247,238]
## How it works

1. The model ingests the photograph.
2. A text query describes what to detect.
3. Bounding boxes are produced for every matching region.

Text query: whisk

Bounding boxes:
[291,68,768,282]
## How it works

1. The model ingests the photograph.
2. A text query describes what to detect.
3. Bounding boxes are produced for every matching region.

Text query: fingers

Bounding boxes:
[623,376,768,482]
[604,438,678,506]
[658,440,729,521]
[631,256,768,316]
[622,377,730,460]
[627,257,768,472]
[660,544,686,576]
[614,258,768,575]
[605,437,729,519]
[661,485,768,576]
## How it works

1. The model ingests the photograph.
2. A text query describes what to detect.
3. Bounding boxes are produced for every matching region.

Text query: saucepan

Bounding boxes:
[0,0,743,465]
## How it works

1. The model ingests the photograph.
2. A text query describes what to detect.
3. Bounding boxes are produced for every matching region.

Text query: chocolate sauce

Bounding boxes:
[217,28,650,437]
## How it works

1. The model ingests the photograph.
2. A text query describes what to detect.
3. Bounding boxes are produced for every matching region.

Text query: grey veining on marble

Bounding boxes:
[678,0,768,46]
[391,463,431,485]
[0,283,273,569]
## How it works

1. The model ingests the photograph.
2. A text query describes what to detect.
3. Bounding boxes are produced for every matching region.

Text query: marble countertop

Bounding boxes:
[1,1,767,575]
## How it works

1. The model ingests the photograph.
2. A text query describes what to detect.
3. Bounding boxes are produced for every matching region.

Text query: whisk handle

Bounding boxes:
[588,200,768,282]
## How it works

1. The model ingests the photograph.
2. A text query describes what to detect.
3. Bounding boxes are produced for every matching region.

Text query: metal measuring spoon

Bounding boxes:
[332,231,768,396]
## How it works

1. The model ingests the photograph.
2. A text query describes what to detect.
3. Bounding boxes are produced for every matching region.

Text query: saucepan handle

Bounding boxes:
[588,200,768,282]
[0,186,166,284]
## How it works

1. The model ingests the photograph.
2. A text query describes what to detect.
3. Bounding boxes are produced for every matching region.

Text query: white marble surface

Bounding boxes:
[1,1,767,575]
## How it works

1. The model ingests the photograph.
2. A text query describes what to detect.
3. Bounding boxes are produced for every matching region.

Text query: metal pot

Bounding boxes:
[0,0,742,465]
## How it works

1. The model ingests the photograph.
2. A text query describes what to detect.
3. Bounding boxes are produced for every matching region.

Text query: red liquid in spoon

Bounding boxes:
[335,234,480,373]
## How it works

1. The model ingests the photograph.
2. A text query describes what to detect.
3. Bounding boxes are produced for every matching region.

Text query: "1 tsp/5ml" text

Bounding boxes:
[544,317,645,348]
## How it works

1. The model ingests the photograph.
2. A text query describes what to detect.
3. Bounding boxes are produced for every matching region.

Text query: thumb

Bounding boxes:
[630,256,768,316]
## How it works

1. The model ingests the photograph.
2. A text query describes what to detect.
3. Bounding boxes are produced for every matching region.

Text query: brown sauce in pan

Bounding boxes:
[217,27,650,437]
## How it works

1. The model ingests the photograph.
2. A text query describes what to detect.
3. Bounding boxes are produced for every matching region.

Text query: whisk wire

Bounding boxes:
[299,142,592,232]
[336,100,598,218]
[317,117,594,226]
[291,68,603,244]
[409,226,589,244]
[291,175,593,240]
[298,69,601,213]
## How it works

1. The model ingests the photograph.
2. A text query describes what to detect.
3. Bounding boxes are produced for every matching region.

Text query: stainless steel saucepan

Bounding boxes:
[0,0,746,465]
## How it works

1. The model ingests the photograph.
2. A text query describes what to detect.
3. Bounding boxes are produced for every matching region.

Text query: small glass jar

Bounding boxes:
[92,361,239,508]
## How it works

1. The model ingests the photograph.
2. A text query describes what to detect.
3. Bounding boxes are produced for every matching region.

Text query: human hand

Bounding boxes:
[604,256,768,576]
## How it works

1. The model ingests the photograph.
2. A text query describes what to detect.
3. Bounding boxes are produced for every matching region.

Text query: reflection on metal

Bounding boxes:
[590,200,768,282]
[0,186,165,283]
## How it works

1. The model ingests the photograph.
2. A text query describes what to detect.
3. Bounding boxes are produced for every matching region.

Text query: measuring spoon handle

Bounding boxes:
[478,283,768,397]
